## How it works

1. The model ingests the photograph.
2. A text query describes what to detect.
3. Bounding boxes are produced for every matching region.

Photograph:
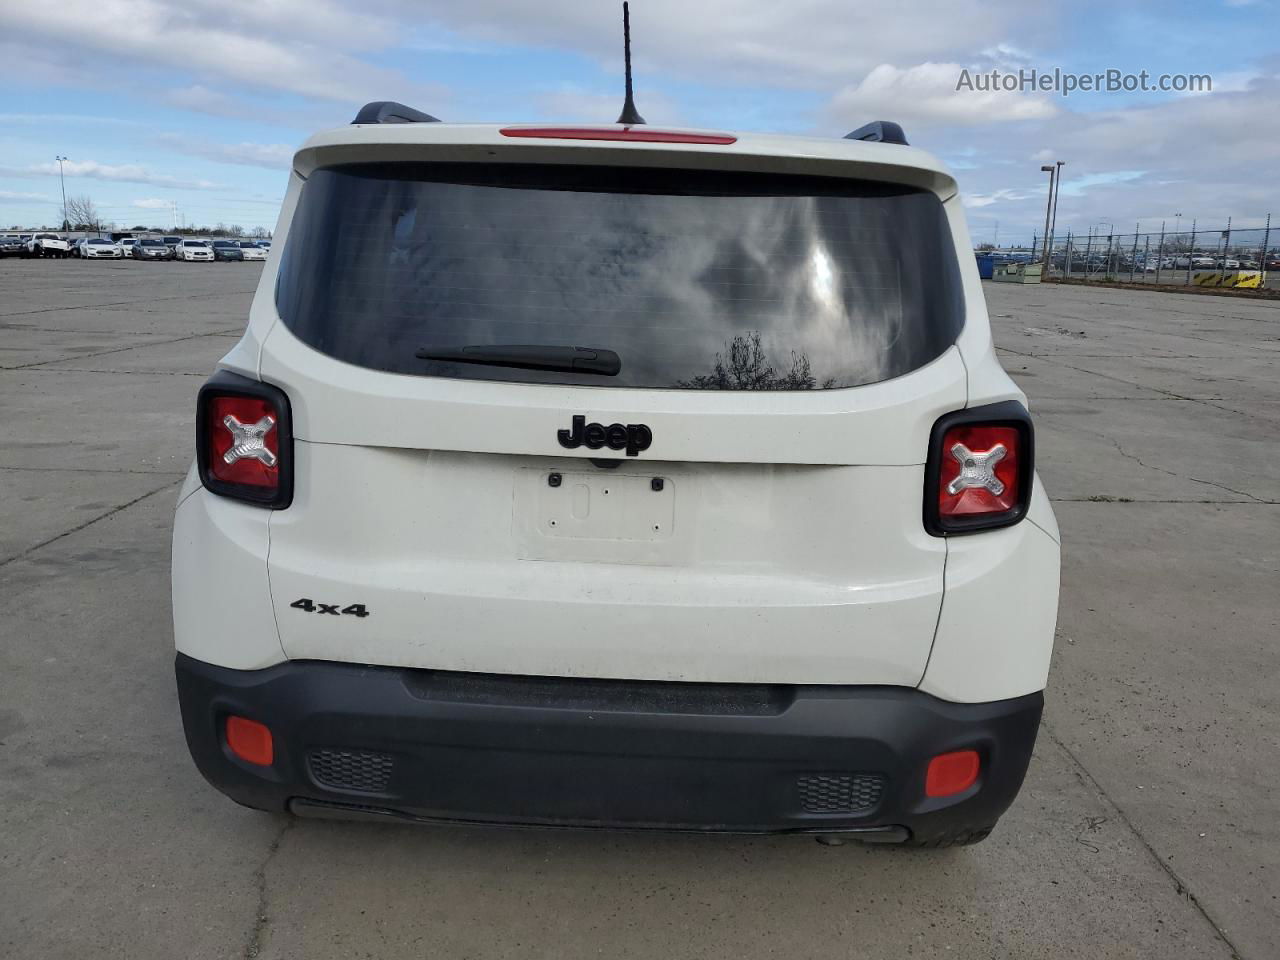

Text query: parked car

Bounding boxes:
[132,237,173,261]
[237,241,268,261]
[172,104,1062,847]
[26,232,70,258]
[0,234,25,257]
[78,237,123,259]
[211,239,244,262]
[176,239,214,262]
[1191,255,1214,268]
[119,238,137,258]
[163,236,184,255]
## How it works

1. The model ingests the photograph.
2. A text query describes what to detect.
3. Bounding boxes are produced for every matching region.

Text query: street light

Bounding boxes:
[55,155,68,230]
[1039,165,1056,266]
[1048,160,1065,265]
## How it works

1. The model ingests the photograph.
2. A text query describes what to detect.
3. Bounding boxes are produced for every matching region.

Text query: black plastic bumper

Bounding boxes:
[175,654,1042,841]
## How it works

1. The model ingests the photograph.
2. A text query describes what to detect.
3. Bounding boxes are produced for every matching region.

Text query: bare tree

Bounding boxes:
[63,195,100,232]
[251,226,268,239]
[677,332,835,391]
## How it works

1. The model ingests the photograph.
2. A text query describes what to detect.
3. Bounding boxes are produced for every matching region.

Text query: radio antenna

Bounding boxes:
[615,2,646,125]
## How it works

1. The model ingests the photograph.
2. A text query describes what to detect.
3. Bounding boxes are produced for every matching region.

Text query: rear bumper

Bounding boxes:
[176,654,1042,840]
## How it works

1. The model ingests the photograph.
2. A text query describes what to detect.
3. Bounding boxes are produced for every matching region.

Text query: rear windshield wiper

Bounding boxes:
[415,344,621,376]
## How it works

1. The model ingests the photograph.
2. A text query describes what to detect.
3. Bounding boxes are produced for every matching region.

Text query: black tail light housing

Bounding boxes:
[196,370,293,509]
[924,400,1034,536]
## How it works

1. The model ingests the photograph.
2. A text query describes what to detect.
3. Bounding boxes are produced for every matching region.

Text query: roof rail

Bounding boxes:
[351,101,440,125]
[843,121,908,146]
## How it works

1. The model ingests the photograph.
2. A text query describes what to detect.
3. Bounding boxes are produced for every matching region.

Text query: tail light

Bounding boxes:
[196,371,293,508]
[924,401,1033,535]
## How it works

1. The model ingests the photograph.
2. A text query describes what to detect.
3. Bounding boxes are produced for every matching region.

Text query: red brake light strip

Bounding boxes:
[499,127,737,145]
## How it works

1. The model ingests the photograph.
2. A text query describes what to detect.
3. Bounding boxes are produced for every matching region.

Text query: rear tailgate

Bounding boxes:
[258,138,967,684]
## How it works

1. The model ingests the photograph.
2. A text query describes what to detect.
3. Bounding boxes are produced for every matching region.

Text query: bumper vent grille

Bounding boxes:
[796,774,885,814]
[308,748,395,794]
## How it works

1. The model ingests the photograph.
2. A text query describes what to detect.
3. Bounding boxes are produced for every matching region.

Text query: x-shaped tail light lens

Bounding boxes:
[947,441,1007,496]
[937,424,1023,520]
[222,413,278,468]
[196,372,292,508]
[206,395,280,490]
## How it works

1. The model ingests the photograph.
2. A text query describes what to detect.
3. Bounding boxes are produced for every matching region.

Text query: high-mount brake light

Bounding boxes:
[498,126,737,145]
[196,371,293,509]
[924,401,1033,536]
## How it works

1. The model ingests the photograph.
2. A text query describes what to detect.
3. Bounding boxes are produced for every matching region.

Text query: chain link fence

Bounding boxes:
[976,218,1279,290]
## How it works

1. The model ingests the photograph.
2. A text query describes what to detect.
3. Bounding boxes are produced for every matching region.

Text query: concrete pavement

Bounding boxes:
[1,260,1275,958]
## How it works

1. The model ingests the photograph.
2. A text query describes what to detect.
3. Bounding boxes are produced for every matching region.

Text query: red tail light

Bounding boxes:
[499,126,737,145]
[924,402,1033,535]
[196,372,293,509]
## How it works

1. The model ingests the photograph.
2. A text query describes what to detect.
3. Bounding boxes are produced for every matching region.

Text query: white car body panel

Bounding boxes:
[173,122,1060,703]
[173,481,284,670]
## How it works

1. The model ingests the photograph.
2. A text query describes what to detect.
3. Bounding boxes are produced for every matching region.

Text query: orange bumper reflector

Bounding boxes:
[226,715,274,766]
[925,749,980,797]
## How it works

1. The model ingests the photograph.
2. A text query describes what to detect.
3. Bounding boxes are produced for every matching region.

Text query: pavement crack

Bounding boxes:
[0,289,257,319]
[1041,720,1244,960]
[5,329,244,370]
[0,479,181,568]
[997,343,1277,425]
[244,817,296,960]
[1104,438,1277,504]
[1185,476,1274,504]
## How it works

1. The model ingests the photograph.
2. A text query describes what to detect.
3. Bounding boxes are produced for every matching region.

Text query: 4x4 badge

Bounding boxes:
[558,415,652,457]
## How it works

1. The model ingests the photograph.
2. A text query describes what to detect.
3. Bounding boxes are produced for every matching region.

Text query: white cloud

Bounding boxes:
[133,198,171,209]
[829,62,1057,129]
[0,190,52,202]
[964,188,1033,208]
[2,160,223,191]
[0,1,419,103]
[161,85,240,117]
[532,86,685,125]
[918,70,1280,237]
[153,135,294,170]
[382,0,1050,88]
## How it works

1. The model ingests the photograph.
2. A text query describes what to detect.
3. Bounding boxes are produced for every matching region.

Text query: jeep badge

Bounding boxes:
[557,415,653,457]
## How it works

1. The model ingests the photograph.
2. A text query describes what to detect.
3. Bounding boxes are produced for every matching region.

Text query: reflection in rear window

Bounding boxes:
[276,163,964,390]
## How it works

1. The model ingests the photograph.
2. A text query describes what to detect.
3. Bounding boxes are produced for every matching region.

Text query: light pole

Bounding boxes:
[1039,165,1056,266]
[56,155,69,230]
[1048,160,1064,265]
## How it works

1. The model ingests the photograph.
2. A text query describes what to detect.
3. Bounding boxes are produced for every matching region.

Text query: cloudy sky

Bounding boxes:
[1,0,1276,240]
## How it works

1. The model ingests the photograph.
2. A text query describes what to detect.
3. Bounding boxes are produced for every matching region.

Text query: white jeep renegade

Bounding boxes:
[172,102,1061,846]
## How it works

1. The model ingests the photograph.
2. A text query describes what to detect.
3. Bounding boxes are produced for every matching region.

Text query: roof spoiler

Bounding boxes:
[843,121,908,146]
[351,101,440,125]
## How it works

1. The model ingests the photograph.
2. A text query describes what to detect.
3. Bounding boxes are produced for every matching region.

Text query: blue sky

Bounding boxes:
[2,0,1277,241]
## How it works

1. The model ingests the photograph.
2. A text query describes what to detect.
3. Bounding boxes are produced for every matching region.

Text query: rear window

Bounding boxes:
[276,163,964,390]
